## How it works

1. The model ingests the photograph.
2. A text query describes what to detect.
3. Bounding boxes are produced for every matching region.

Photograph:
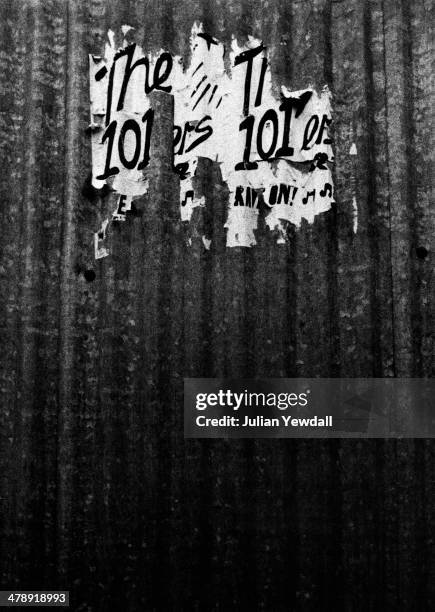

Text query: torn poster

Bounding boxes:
[94,218,109,259]
[88,24,335,257]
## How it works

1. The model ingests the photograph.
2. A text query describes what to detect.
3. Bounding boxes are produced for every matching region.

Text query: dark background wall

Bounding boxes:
[0,0,433,610]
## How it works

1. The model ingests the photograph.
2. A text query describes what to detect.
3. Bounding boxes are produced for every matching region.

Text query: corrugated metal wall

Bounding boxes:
[0,0,433,609]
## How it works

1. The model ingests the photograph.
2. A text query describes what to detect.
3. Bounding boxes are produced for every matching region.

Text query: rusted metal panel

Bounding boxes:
[0,0,433,609]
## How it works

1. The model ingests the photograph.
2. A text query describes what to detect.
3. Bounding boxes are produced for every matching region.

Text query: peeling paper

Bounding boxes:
[89,23,336,256]
[202,236,211,250]
[94,218,109,259]
[224,206,258,247]
[171,27,334,246]
[352,196,358,234]
[112,193,133,221]
[180,186,205,222]
[265,165,334,230]
[89,31,155,194]
[88,53,109,190]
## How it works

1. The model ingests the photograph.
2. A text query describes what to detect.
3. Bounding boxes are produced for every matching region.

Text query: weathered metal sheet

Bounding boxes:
[0,0,433,609]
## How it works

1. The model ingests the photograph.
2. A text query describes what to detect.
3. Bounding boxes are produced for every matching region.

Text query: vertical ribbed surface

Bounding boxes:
[0,0,433,609]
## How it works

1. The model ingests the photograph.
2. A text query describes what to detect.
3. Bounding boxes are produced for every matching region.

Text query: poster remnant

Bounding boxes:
[88,25,335,257]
